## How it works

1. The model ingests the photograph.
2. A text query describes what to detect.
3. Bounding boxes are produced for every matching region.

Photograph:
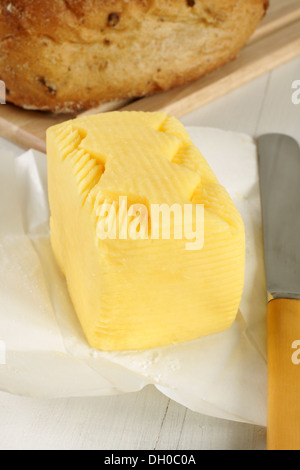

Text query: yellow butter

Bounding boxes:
[47,112,245,351]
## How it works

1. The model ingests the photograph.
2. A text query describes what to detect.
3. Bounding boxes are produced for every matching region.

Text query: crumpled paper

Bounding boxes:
[0,127,268,426]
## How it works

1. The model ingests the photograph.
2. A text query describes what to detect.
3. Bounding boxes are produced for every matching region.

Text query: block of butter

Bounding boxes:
[47,112,245,351]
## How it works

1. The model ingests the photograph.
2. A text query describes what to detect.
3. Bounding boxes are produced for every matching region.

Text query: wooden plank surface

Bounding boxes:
[0,0,299,153]
[0,99,133,154]
[249,0,300,43]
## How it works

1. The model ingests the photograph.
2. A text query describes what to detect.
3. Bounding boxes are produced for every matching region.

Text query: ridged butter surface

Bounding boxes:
[47,112,245,351]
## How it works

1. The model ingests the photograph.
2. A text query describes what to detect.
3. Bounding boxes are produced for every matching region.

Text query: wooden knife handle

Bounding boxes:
[267,298,300,450]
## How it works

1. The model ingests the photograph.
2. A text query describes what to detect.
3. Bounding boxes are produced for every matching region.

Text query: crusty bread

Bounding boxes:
[0,0,268,113]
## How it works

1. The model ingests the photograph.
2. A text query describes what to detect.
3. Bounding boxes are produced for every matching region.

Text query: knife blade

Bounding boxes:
[258,134,300,450]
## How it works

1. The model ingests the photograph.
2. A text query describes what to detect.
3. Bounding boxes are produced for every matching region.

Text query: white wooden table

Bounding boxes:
[0,56,299,451]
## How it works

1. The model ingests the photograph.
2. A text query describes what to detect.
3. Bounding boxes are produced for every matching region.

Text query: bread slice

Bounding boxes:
[0,0,268,113]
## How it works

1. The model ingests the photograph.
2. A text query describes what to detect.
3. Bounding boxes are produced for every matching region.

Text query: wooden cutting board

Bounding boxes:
[0,0,299,154]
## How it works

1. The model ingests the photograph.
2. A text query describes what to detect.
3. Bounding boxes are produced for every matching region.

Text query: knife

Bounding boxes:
[258,134,300,451]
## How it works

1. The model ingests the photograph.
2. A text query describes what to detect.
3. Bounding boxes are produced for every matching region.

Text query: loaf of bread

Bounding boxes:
[0,0,268,113]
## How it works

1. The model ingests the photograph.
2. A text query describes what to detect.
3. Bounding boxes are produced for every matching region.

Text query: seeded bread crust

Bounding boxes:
[0,0,268,113]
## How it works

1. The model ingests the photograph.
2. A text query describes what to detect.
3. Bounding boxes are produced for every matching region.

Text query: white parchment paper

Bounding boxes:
[0,127,268,426]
